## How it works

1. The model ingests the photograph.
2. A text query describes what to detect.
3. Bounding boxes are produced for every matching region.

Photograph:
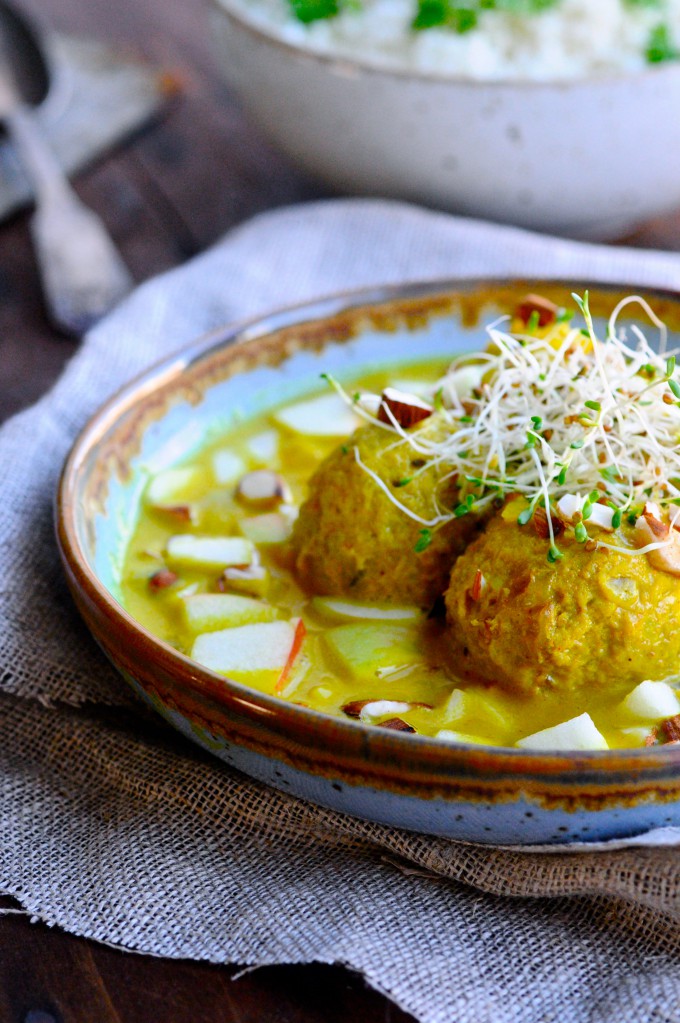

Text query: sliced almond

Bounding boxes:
[236,470,291,509]
[532,507,565,540]
[635,504,680,576]
[379,718,416,733]
[378,388,433,429]
[341,699,428,721]
[153,504,195,524]
[218,564,269,598]
[148,568,178,592]
[663,715,680,742]
[515,293,558,328]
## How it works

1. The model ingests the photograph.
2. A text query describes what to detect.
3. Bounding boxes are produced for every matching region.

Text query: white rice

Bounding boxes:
[227,0,680,80]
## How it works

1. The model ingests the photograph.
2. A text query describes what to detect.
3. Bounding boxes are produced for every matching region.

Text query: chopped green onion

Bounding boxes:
[527,310,540,334]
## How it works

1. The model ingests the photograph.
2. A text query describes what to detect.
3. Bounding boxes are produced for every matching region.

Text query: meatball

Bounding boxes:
[290,419,480,607]
[445,507,680,698]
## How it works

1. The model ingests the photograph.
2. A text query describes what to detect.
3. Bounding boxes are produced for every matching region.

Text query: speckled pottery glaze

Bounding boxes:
[210,1,680,241]
[57,280,680,845]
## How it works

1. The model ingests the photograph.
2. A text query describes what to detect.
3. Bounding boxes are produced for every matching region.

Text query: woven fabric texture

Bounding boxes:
[3,199,680,1022]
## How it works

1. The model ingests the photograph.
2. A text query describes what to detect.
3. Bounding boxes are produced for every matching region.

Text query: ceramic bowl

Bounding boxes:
[210,0,680,241]
[57,279,680,846]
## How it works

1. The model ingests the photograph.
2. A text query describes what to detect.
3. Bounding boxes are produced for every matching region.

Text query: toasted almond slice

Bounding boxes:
[663,715,680,742]
[515,293,558,327]
[148,568,178,592]
[635,505,680,575]
[236,470,291,509]
[341,699,429,721]
[155,504,195,524]
[379,718,416,733]
[378,388,433,429]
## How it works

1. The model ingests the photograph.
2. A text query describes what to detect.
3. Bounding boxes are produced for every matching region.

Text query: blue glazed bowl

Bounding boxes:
[57,279,680,845]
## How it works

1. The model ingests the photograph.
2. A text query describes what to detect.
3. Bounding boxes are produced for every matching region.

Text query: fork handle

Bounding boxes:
[7,104,133,336]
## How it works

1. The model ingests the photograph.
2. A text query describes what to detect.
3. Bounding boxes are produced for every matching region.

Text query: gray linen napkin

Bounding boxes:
[2,199,680,1023]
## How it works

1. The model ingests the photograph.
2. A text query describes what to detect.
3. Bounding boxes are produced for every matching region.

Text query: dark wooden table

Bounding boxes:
[2,0,680,1019]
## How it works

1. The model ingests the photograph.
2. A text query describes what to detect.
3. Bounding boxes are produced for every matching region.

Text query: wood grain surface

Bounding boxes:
[1,0,680,1018]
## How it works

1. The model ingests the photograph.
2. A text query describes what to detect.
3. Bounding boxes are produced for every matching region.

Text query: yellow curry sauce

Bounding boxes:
[120,359,678,752]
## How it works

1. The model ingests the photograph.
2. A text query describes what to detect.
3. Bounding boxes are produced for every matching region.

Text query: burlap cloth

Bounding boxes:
[3,198,680,1022]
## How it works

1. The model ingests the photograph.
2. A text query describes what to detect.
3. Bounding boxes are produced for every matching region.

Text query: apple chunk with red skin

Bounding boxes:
[191,619,306,695]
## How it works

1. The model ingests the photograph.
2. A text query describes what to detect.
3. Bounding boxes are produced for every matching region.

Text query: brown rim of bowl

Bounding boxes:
[212,0,680,90]
[56,276,680,785]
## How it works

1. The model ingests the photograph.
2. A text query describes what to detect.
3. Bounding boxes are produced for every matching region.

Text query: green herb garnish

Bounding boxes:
[415,528,433,552]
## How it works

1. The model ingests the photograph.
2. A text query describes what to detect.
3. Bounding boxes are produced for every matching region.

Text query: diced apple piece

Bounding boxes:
[212,449,245,485]
[274,618,307,693]
[621,680,680,720]
[342,699,412,721]
[181,593,276,633]
[240,512,292,545]
[166,535,254,570]
[516,713,608,752]
[272,392,360,438]
[146,467,203,506]
[311,596,422,624]
[323,623,422,682]
[442,688,467,723]
[247,430,278,463]
[191,619,301,683]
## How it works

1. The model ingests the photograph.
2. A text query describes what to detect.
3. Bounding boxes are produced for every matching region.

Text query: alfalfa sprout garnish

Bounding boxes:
[324,292,680,563]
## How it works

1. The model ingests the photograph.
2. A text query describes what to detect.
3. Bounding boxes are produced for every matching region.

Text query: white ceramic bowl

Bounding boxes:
[211,0,680,240]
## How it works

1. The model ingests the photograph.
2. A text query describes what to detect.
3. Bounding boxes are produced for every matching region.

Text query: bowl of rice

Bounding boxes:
[211,0,680,239]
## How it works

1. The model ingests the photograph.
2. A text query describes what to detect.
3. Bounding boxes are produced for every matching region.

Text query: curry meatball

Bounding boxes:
[445,508,680,698]
[290,419,481,607]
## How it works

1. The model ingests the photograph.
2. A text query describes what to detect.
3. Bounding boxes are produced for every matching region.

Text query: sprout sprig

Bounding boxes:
[324,293,680,562]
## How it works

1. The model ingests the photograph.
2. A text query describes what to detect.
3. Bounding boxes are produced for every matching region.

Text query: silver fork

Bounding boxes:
[0,18,133,335]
